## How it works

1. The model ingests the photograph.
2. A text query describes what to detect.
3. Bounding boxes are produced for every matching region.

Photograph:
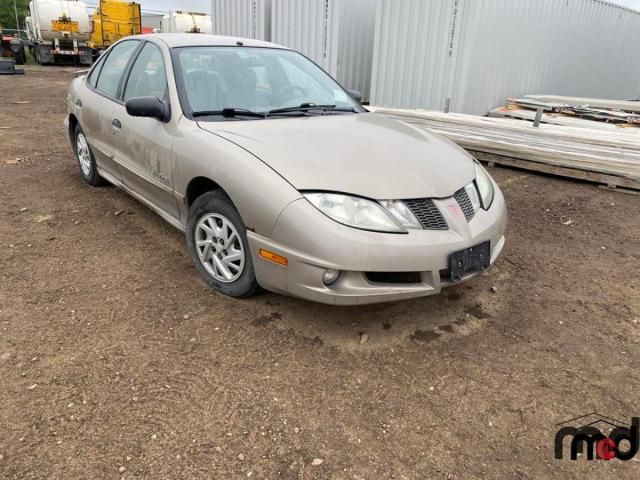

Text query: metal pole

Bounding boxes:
[444,97,451,114]
[100,0,104,47]
[533,107,544,128]
[13,0,20,33]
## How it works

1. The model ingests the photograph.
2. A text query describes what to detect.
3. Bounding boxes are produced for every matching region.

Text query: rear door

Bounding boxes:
[78,52,118,177]
[81,40,141,181]
[111,41,180,219]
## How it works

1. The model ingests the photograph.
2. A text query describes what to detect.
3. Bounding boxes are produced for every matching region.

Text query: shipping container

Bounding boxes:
[211,0,272,41]
[370,0,640,114]
[271,0,377,101]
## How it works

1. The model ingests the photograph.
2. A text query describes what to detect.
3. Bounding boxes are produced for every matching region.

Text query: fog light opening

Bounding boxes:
[322,269,340,286]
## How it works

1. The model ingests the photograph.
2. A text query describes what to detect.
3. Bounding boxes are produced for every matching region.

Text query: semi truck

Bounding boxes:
[89,0,142,57]
[161,11,212,34]
[26,0,92,65]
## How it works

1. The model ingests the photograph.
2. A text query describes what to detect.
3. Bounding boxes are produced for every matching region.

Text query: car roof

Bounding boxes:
[142,33,288,50]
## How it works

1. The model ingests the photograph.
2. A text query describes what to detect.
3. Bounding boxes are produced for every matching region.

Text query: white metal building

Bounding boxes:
[370,0,640,113]
[141,13,163,31]
[211,0,640,112]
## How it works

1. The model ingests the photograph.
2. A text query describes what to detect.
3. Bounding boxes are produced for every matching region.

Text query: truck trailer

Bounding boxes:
[26,0,92,65]
[89,0,141,57]
[161,11,212,34]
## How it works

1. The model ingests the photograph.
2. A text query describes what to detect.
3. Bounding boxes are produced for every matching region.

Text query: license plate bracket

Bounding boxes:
[448,241,491,282]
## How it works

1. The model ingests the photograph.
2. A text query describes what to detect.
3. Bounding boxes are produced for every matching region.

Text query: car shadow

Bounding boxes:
[245,279,499,351]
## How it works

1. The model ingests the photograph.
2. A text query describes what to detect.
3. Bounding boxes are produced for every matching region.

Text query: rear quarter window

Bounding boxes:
[87,53,107,88]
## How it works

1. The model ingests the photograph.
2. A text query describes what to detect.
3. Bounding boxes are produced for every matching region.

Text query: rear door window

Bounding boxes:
[95,41,140,98]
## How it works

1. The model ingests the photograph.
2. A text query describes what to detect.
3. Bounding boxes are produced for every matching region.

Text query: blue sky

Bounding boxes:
[135,0,640,16]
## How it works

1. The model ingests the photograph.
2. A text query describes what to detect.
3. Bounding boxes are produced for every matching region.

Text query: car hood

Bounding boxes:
[197,112,475,199]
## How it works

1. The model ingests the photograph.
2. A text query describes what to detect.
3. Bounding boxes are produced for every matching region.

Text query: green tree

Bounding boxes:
[0,0,30,32]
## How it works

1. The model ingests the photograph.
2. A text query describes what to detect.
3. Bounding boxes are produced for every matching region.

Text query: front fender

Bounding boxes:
[172,117,302,237]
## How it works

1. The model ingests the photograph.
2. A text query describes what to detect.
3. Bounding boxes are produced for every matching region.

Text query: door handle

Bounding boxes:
[75,99,82,108]
[111,118,121,129]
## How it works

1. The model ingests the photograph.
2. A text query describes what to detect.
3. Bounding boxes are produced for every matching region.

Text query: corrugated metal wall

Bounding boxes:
[211,0,272,41]
[370,0,640,113]
[271,0,376,100]
[335,0,377,100]
[271,0,341,74]
[211,0,377,99]
[370,0,456,110]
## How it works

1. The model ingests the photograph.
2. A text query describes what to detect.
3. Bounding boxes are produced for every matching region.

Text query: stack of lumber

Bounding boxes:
[490,95,640,130]
[489,106,631,132]
[524,95,640,113]
[369,107,640,191]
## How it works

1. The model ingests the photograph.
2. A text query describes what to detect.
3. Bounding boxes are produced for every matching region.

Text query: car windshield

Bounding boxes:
[174,46,362,118]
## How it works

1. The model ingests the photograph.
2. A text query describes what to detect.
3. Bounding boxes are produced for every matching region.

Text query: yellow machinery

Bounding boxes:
[89,0,141,54]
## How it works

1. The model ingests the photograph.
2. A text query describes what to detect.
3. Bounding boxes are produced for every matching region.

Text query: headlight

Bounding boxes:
[474,162,494,209]
[304,192,405,233]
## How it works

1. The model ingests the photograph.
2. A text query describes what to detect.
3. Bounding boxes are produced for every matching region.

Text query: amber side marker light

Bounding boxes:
[259,248,288,266]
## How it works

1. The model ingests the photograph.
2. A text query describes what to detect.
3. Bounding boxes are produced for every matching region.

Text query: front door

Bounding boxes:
[111,41,179,219]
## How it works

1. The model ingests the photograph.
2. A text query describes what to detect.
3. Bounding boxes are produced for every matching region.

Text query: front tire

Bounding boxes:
[186,191,260,298]
[74,124,106,186]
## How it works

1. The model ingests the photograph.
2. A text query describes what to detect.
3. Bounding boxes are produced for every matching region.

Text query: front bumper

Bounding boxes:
[248,187,507,305]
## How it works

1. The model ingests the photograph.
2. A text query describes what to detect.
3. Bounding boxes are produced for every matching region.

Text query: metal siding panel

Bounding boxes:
[211,0,271,40]
[335,0,377,100]
[271,0,339,74]
[270,0,377,98]
[371,0,640,113]
[370,0,457,109]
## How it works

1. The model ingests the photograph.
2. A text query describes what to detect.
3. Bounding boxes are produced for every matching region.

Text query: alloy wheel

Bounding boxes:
[76,133,92,176]
[195,213,245,283]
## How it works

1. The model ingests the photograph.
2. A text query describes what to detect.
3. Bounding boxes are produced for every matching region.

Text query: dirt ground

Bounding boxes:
[1,66,639,479]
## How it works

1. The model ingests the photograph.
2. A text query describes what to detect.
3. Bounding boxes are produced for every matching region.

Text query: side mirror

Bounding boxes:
[348,89,362,104]
[125,96,170,122]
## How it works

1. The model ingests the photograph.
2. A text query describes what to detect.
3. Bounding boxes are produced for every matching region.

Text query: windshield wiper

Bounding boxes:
[324,106,359,113]
[192,104,358,120]
[268,103,337,115]
[192,108,267,119]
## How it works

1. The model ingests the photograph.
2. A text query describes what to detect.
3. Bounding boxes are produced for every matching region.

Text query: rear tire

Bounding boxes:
[186,191,261,298]
[73,124,106,186]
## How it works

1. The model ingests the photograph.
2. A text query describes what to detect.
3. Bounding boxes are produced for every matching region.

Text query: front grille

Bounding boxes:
[402,198,448,230]
[453,187,476,221]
